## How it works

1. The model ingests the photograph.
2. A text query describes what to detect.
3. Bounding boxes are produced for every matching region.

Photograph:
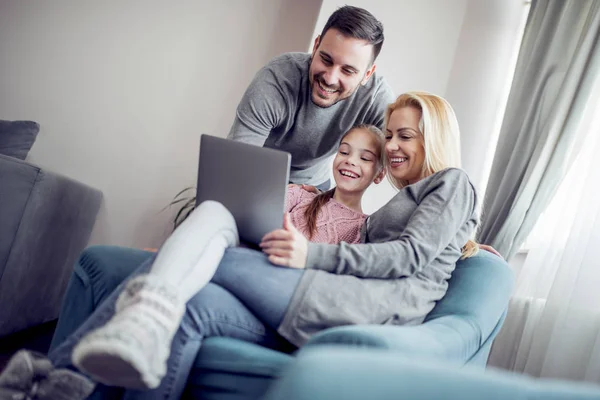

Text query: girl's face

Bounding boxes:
[385,107,426,185]
[332,128,384,195]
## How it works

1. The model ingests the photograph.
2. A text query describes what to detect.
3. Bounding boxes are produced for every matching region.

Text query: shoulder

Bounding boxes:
[262,52,309,79]
[349,73,395,124]
[411,168,477,205]
[373,74,395,102]
[430,167,472,185]
[329,198,368,218]
[246,53,308,100]
[360,72,395,104]
[287,184,317,201]
[287,184,303,197]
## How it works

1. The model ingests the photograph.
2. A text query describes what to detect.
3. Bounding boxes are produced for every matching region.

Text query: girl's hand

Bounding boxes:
[260,213,308,269]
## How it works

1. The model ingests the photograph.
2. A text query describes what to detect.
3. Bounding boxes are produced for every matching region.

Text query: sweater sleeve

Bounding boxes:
[285,185,304,213]
[227,62,288,146]
[305,169,476,279]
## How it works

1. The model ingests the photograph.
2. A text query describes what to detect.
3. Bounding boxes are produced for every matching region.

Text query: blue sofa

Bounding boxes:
[51,246,513,399]
[186,248,514,399]
[263,347,600,400]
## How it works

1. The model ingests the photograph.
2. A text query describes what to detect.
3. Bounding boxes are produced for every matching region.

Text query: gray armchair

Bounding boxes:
[0,154,102,337]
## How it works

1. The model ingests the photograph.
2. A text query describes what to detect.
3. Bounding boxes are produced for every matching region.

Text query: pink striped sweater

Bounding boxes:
[285,185,367,244]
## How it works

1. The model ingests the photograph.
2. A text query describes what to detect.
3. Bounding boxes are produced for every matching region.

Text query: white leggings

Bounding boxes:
[150,200,240,302]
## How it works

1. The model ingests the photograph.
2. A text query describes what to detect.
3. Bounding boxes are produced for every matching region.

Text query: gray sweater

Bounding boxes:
[228,52,395,186]
[277,168,479,346]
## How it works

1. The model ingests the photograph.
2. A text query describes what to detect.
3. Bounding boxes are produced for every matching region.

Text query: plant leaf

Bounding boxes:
[173,186,195,199]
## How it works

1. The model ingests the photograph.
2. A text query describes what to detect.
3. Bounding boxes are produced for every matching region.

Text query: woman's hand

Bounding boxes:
[260,213,308,269]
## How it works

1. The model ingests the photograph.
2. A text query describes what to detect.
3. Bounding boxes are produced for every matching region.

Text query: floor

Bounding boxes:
[0,320,57,372]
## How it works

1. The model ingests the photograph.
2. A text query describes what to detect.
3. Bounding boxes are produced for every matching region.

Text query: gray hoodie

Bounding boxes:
[277,168,479,346]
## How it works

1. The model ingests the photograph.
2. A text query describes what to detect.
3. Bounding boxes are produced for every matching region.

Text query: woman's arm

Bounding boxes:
[305,169,477,279]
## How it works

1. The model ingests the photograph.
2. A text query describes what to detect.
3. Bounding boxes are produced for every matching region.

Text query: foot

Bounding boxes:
[0,349,95,400]
[72,274,185,390]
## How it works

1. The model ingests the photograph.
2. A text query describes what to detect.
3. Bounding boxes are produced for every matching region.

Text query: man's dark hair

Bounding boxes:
[319,5,384,63]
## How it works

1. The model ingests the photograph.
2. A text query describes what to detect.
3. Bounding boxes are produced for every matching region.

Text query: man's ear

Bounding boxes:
[374,167,386,184]
[361,63,377,86]
[312,36,321,56]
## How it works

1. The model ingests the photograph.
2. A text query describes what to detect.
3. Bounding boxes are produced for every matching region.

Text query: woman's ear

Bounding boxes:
[374,168,386,184]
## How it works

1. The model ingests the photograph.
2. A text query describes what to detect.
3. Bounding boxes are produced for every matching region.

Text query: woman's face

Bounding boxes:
[385,106,425,185]
[332,128,383,194]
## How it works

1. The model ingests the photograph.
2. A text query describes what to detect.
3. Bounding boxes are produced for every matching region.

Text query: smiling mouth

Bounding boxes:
[339,169,359,179]
[316,79,338,96]
[389,157,407,167]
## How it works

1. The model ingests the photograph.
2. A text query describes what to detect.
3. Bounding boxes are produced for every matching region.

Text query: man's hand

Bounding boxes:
[300,184,320,194]
[479,244,503,259]
[260,213,308,269]
[288,183,320,194]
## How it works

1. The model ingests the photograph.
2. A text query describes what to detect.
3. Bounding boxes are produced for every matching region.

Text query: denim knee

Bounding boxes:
[76,245,153,307]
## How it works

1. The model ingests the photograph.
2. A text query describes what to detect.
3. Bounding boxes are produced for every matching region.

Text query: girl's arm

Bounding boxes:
[305,169,477,279]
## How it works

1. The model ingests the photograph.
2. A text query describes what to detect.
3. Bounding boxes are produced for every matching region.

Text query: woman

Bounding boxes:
[1,92,479,400]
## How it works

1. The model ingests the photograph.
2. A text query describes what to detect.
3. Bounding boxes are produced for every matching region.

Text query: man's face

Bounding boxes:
[309,28,377,108]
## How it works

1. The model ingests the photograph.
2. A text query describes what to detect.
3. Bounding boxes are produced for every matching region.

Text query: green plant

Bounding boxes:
[166,187,196,231]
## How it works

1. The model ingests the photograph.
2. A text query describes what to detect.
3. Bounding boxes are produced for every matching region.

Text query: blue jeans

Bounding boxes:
[49,246,303,399]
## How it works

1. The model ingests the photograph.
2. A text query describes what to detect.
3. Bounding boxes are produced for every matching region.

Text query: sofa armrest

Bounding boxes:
[302,316,481,366]
[0,155,102,336]
[263,348,600,400]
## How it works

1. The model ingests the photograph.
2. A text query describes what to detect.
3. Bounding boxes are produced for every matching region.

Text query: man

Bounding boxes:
[48,5,395,352]
[229,5,394,190]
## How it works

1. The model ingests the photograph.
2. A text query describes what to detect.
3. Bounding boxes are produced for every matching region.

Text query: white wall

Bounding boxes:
[445,0,529,194]
[316,0,528,213]
[0,0,527,247]
[0,0,321,248]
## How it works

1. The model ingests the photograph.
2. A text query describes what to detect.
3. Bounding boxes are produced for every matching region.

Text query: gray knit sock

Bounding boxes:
[72,274,185,390]
[0,349,95,400]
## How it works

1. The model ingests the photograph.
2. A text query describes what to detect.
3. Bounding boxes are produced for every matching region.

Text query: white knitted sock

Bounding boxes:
[72,274,184,389]
[72,201,239,389]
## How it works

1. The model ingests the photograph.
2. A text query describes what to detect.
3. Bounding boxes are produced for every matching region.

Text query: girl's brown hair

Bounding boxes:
[303,124,385,239]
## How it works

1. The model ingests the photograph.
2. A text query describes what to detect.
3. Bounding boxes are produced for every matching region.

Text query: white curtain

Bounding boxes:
[477,0,600,260]
[488,85,600,381]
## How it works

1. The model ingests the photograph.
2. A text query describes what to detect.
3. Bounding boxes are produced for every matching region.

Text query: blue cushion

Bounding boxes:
[0,120,39,160]
[185,337,294,400]
[426,250,514,341]
[185,251,514,399]
[301,250,513,367]
[264,348,600,400]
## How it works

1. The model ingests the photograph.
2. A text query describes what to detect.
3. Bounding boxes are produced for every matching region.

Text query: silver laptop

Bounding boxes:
[196,134,291,245]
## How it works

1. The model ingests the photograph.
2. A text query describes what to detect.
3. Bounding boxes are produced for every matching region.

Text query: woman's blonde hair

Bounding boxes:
[384,91,478,258]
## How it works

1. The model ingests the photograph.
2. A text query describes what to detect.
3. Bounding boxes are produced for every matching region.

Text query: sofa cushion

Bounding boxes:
[0,120,40,160]
[0,155,39,283]
[185,337,294,400]
[424,250,514,344]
